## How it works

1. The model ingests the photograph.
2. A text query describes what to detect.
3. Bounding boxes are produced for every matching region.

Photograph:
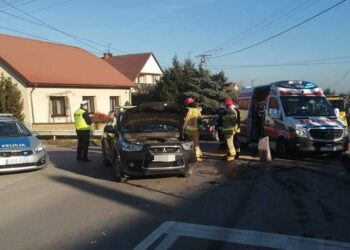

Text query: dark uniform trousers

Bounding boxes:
[76,130,90,160]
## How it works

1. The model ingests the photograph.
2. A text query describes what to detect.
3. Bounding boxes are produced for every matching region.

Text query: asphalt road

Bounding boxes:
[1,142,350,250]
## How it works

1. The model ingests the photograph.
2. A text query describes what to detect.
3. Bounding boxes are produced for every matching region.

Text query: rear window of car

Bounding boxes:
[0,121,31,137]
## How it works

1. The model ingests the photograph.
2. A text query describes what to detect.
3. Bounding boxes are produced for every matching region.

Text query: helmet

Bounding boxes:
[224,98,234,107]
[184,97,195,106]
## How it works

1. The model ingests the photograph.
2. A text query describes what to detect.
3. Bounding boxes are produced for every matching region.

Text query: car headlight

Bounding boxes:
[121,141,143,152]
[182,141,193,151]
[294,128,308,137]
[34,144,45,153]
[344,128,349,137]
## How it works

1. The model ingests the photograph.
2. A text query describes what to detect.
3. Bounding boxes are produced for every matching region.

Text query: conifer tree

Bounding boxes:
[158,56,233,113]
[0,74,25,121]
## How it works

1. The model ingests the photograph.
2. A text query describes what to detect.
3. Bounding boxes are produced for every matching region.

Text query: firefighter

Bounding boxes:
[222,98,238,161]
[184,97,203,162]
[233,101,241,158]
[74,100,92,161]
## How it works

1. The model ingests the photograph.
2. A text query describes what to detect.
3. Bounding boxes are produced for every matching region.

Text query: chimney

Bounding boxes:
[103,52,112,60]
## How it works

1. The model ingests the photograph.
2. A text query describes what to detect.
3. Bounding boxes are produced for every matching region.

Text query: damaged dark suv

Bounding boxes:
[101,102,195,182]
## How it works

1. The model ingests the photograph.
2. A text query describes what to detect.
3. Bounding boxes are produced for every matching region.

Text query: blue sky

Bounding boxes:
[1,0,349,92]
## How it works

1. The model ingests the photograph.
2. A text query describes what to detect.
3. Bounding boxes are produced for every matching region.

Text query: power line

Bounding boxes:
[208,55,350,69]
[0,24,60,44]
[0,0,72,22]
[211,0,346,59]
[0,0,104,53]
[0,0,128,55]
[205,0,316,55]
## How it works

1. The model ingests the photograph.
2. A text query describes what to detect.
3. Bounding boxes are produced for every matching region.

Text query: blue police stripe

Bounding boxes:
[0,137,31,149]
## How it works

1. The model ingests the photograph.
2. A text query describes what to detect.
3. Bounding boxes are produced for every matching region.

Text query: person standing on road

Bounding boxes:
[74,100,92,162]
[233,101,241,158]
[222,98,238,161]
[184,97,203,162]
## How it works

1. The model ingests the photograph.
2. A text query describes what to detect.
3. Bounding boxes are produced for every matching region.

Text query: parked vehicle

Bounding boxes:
[238,80,349,156]
[199,115,219,141]
[0,114,48,173]
[326,95,348,126]
[101,102,195,182]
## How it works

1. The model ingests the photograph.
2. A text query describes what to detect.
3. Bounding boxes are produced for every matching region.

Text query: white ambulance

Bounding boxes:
[238,80,349,156]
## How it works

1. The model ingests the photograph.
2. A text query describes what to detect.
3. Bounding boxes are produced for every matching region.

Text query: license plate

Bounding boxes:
[153,154,176,162]
[320,147,338,152]
[5,157,31,165]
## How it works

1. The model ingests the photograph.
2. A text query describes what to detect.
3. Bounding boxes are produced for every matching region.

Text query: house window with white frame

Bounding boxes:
[110,96,120,111]
[50,96,66,117]
[82,96,95,113]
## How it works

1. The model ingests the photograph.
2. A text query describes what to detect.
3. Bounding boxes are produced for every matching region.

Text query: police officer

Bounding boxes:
[74,100,92,161]
[184,97,203,162]
[222,98,238,161]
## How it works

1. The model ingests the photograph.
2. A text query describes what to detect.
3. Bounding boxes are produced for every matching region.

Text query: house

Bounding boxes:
[0,33,135,132]
[103,52,163,93]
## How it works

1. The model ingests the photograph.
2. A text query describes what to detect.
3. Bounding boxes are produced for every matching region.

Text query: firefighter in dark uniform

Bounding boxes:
[222,98,238,161]
[74,100,92,161]
[233,100,241,158]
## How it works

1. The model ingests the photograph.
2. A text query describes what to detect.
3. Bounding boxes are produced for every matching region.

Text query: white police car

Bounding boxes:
[0,114,47,173]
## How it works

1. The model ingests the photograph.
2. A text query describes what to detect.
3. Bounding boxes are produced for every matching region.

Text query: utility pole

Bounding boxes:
[196,54,211,69]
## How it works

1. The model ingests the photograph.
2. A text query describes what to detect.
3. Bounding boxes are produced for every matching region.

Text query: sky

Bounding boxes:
[1,0,350,92]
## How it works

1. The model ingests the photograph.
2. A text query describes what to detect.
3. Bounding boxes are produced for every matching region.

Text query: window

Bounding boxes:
[110,96,120,111]
[82,96,95,113]
[50,96,66,117]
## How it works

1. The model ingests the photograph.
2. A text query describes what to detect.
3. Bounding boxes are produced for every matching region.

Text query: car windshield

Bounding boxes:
[122,123,179,132]
[281,96,335,117]
[0,121,31,137]
[328,100,346,112]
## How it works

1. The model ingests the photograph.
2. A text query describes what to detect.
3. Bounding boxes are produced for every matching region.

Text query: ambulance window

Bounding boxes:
[269,97,279,109]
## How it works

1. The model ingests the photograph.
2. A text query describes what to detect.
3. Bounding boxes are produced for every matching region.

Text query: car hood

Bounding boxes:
[0,136,39,151]
[285,116,346,129]
[121,102,188,130]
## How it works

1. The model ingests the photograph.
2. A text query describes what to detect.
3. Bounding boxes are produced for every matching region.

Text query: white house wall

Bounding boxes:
[31,87,131,123]
[140,55,163,75]
[0,62,31,125]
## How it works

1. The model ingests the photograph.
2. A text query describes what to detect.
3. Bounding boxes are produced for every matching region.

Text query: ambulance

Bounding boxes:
[237,80,349,156]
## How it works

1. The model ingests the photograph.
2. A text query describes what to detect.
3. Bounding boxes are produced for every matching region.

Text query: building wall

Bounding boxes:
[137,55,163,85]
[0,62,32,125]
[1,62,132,126]
[31,87,131,124]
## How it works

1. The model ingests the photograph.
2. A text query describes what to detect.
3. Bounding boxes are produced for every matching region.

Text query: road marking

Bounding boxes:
[134,221,350,250]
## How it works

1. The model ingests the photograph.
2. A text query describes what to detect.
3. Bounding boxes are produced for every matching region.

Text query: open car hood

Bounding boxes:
[121,102,188,131]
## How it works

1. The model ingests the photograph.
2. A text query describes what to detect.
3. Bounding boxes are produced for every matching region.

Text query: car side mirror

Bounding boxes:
[104,125,115,133]
[269,108,280,119]
[32,131,39,137]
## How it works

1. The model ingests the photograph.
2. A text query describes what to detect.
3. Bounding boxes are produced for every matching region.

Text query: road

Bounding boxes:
[0,142,350,250]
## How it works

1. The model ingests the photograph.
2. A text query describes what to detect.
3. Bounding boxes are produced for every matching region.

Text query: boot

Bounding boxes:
[226,155,235,161]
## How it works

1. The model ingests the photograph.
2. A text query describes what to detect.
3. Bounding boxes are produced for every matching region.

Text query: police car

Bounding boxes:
[0,114,48,173]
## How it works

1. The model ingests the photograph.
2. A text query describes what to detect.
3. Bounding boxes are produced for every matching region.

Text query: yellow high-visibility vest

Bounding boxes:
[74,108,90,130]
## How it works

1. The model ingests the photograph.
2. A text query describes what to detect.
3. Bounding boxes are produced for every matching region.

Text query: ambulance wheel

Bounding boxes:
[276,138,288,158]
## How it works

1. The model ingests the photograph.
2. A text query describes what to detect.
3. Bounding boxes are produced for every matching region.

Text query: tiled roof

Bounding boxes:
[0,33,135,88]
[104,52,154,81]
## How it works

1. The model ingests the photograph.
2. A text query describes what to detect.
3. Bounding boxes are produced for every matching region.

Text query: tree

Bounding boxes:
[0,74,25,121]
[157,56,233,113]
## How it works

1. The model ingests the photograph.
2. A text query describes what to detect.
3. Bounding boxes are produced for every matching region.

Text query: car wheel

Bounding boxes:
[180,162,193,178]
[102,141,111,167]
[113,154,127,183]
[276,138,288,158]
